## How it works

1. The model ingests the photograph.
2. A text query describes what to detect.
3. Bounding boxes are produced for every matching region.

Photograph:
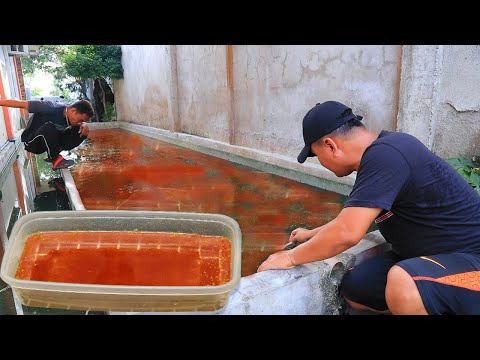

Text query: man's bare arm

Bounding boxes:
[257,206,382,272]
[0,99,29,110]
[288,206,382,265]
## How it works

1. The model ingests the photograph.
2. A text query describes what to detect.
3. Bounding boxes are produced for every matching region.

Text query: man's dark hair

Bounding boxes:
[70,99,94,117]
[329,118,365,138]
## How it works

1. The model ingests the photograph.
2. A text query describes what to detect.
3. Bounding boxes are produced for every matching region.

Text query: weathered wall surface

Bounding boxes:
[114,45,175,130]
[397,45,480,159]
[232,45,400,159]
[433,46,480,158]
[176,45,230,142]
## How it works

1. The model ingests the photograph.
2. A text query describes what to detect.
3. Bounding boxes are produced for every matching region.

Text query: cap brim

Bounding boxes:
[297,145,311,164]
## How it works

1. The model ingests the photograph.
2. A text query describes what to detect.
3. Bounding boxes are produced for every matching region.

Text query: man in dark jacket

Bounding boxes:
[0,98,94,170]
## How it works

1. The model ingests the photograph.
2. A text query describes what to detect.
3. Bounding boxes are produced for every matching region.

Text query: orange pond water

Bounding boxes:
[70,128,347,276]
[15,231,231,286]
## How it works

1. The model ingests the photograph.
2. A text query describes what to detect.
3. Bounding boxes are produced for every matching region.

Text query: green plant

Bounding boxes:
[63,45,123,119]
[101,102,116,122]
[21,45,123,110]
[446,155,480,195]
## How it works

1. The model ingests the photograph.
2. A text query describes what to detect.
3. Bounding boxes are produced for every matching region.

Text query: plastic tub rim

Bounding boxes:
[0,210,242,296]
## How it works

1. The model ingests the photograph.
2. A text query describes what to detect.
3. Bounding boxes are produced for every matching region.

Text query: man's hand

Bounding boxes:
[257,250,296,272]
[289,227,313,243]
[78,122,89,137]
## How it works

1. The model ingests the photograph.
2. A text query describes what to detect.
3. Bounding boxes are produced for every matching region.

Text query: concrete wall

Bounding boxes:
[115,45,401,167]
[114,45,176,130]
[176,45,231,142]
[232,45,400,158]
[397,45,480,159]
[433,46,480,158]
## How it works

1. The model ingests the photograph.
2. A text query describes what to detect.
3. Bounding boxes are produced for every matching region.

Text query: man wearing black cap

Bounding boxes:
[258,101,480,315]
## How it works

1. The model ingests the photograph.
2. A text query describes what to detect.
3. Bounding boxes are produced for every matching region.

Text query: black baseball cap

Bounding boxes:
[297,101,363,163]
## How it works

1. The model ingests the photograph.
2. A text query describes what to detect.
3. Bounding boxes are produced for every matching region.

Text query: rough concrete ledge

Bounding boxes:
[216,256,353,315]
[61,169,85,210]
[87,121,355,196]
[216,232,389,315]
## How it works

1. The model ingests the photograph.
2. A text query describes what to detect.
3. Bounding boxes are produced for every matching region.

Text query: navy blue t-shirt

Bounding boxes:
[21,101,69,141]
[344,130,480,258]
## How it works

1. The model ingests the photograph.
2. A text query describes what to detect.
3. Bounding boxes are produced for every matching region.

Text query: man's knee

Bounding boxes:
[340,264,392,312]
[385,265,428,314]
[340,275,390,314]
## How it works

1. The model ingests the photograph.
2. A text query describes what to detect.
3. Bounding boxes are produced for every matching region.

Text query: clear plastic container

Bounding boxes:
[0,210,241,312]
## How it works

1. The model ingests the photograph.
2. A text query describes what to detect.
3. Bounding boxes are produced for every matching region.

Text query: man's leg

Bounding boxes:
[24,122,74,170]
[23,122,61,160]
[385,265,428,314]
[392,253,480,314]
[340,250,402,313]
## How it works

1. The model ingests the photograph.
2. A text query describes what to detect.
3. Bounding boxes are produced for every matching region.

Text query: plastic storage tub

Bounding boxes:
[0,210,241,312]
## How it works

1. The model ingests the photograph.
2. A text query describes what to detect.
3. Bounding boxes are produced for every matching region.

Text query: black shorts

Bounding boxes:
[23,122,85,159]
[340,250,480,314]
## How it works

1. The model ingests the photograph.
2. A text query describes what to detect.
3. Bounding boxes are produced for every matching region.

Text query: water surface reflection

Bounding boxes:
[70,129,347,276]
